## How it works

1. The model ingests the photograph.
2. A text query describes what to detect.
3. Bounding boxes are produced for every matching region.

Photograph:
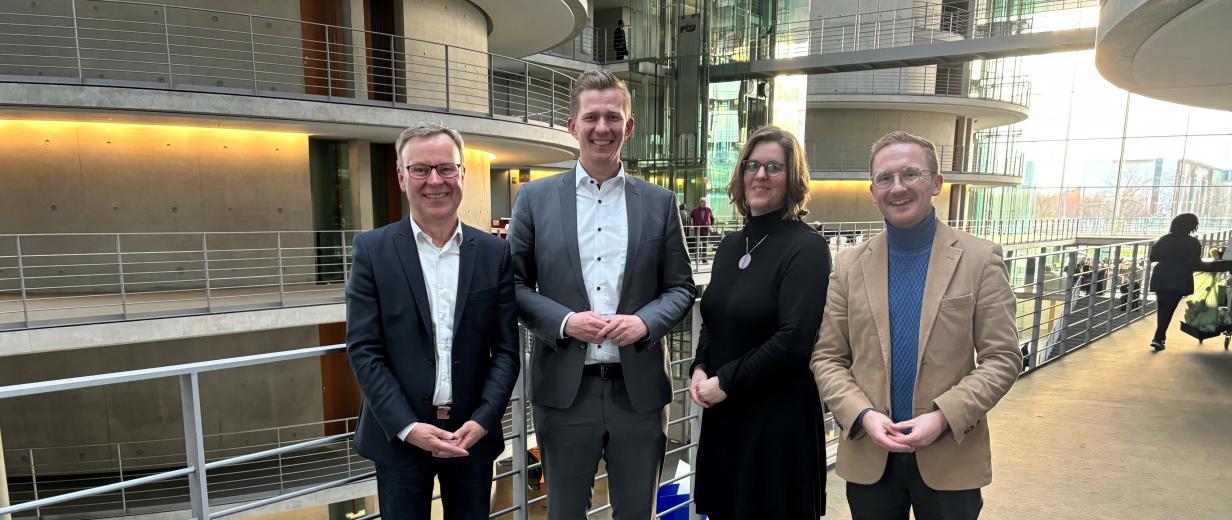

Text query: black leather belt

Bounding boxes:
[582,363,623,380]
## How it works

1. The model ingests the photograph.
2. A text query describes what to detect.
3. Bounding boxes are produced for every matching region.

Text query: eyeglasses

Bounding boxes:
[871,167,930,189]
[403,163,462,179]
[742,160,785,177]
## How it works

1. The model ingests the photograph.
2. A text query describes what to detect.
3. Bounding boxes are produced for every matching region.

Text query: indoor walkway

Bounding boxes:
[822,311,1232,519]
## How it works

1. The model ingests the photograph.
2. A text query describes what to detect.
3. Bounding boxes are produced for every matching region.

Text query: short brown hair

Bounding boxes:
[868,130,939,174]
[395,122,465,163]
[727,126,810,220]
[569,69,632,119]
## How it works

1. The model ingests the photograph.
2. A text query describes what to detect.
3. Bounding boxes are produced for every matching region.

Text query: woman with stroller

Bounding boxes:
[1148,214,1232,351]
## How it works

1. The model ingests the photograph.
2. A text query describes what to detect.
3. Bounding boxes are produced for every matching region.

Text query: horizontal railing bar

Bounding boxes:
[208,471,375,518]
[203,433,353,471]
[0,466,195,515]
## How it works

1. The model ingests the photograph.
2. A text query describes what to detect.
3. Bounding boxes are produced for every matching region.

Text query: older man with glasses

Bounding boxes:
[811,130,1022,520]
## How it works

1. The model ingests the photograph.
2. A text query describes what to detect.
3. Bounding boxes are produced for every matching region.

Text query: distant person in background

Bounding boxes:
[1148,213,1232,351]
[691,198,715,262]
[613,19,629,60]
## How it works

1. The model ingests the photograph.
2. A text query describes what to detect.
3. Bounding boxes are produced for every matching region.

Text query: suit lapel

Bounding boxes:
[558,170,589,298]
[618,176,644,310]
[391,219,435,341]
[917,221,963,367]
[453,225,477,332]
[860,233,893,378]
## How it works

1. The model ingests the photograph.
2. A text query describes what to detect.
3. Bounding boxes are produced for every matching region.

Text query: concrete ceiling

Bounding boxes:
[473,0,589,58]
[1096,0,1232,111]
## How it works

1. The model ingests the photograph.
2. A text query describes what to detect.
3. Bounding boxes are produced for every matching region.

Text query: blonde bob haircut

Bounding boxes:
[727,125,811,220]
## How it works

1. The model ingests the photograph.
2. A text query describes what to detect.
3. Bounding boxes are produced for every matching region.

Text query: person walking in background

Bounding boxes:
[688,126,831,519]
[811,131,1022,520]
[1147,213,1232,351]
[613,19,629,60]
[507,69,695,520]
[690,198,715,263]
[346,123,520,519]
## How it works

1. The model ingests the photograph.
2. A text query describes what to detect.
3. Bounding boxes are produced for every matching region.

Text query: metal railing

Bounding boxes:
[0,230,358,331]
[0,311,714,520]
[711,0,1100,63]
[543,25,635,64]
[1,218,1182,331]
[808,67,1032,108]
[0,0,576,127]
[806,141,1026,178]
[5,228,1232,518]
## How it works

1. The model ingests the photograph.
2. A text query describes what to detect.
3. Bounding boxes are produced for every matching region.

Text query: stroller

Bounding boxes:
[1180,271,1232,349]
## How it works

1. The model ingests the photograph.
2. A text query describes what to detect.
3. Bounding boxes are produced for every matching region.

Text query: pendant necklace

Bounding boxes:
[739,234,770,270]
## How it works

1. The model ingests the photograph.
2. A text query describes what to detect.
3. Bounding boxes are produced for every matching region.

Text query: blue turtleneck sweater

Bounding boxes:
[887,211,936,423]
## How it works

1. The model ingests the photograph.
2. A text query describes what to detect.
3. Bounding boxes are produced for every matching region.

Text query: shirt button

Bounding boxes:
[598,227,602,232]
[596,287,601,291]
[597,257,602,261]
[598,200,603,204]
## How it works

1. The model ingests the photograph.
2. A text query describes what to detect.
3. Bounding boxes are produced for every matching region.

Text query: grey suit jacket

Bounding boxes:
[508,169,696,412]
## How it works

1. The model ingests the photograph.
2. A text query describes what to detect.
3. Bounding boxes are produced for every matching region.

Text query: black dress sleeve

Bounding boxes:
[715,232,831,397]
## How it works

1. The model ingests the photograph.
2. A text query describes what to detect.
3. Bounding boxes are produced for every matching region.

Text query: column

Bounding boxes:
[347,140,375,230]
[346,0,369,101]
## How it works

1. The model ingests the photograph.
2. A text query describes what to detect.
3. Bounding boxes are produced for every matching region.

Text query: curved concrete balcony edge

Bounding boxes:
[1095,0,1231,111]
[807,93,1029,130]
[0,82,578,167]
[810,170,1022,187]
[475,0,589,58]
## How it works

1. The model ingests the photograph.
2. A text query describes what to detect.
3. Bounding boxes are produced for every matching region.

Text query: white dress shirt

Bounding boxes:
[397,217,463,441]
[559,164,629,365]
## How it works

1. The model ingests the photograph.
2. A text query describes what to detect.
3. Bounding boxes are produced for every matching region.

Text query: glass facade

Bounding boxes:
[967,50,1232,223]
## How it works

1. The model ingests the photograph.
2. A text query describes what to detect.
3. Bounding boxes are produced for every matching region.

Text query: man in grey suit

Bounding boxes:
[508,69,696,519]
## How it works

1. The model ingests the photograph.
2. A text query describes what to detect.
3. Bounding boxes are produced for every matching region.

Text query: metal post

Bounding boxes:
[15,236,29,327]
[523,62,531,122]
[276,232,286,306]
[69,0,83,80]
[1129,244,1141,319]
[326,28,334,98]
[550,72,556,127]
[1084,248,1101,344]
[162,7,173,87]
[249,15,259,92]
[28,449,39,518]
[1142,241,1155,316]
[116,235,127,319]
[444,45,451,110]
[202,234,212,311]
[1028,255,1045,370]
[340,231,350,284]
[487,53,495,117]
[116,444,128,514]
[180,373,210,519]
[511,373,528,520]
[275,428,286,493]
[1107,245,1122,328]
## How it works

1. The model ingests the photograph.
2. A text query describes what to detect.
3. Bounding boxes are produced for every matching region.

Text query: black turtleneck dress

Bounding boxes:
[691,208,831,519]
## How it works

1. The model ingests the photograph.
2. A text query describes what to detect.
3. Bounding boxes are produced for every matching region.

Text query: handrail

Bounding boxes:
[0,0,577,128]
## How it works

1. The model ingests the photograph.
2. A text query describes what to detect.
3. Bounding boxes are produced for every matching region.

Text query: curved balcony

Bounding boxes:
[0,0,578,163]
[808,69,1031,129]
[805,139,1024,186]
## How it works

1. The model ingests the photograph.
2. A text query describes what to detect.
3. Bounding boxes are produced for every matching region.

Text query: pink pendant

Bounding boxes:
[738,254,752,270]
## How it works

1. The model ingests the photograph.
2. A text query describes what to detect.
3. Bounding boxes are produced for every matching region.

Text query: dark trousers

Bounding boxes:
[846,453,982,520]
[374,418,495,520]
[1154,291,1187,343]
[534,374,666,520]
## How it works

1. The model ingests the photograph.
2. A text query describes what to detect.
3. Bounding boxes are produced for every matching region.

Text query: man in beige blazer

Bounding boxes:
[811,131,1022,519]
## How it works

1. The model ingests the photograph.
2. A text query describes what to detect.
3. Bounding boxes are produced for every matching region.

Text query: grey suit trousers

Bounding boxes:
[534,374,666,520]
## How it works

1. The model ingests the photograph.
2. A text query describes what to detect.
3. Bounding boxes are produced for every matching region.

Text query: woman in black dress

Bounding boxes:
[1148,213,1232,351]
[688,126,831,519]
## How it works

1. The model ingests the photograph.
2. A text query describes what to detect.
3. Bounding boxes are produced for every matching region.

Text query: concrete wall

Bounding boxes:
[0,0,304,93]
[403,0,490,113]
[804,108,957,170]
[0,327,323,472]
[459,149,494,229]
[0,120,316,292]
[806,179,953,223]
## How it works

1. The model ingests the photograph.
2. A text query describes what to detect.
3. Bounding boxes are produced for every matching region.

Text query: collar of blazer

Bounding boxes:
[390,218,479,337]
[556,167,645,311]
[858,219,964,378]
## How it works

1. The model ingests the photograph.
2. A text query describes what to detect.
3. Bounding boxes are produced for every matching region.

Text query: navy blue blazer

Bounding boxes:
[346,218,520,467]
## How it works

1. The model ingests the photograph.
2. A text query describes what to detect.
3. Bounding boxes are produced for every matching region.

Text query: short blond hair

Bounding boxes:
[569,69,632,119]
[727,126,810,220]
[868,130,939,174]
